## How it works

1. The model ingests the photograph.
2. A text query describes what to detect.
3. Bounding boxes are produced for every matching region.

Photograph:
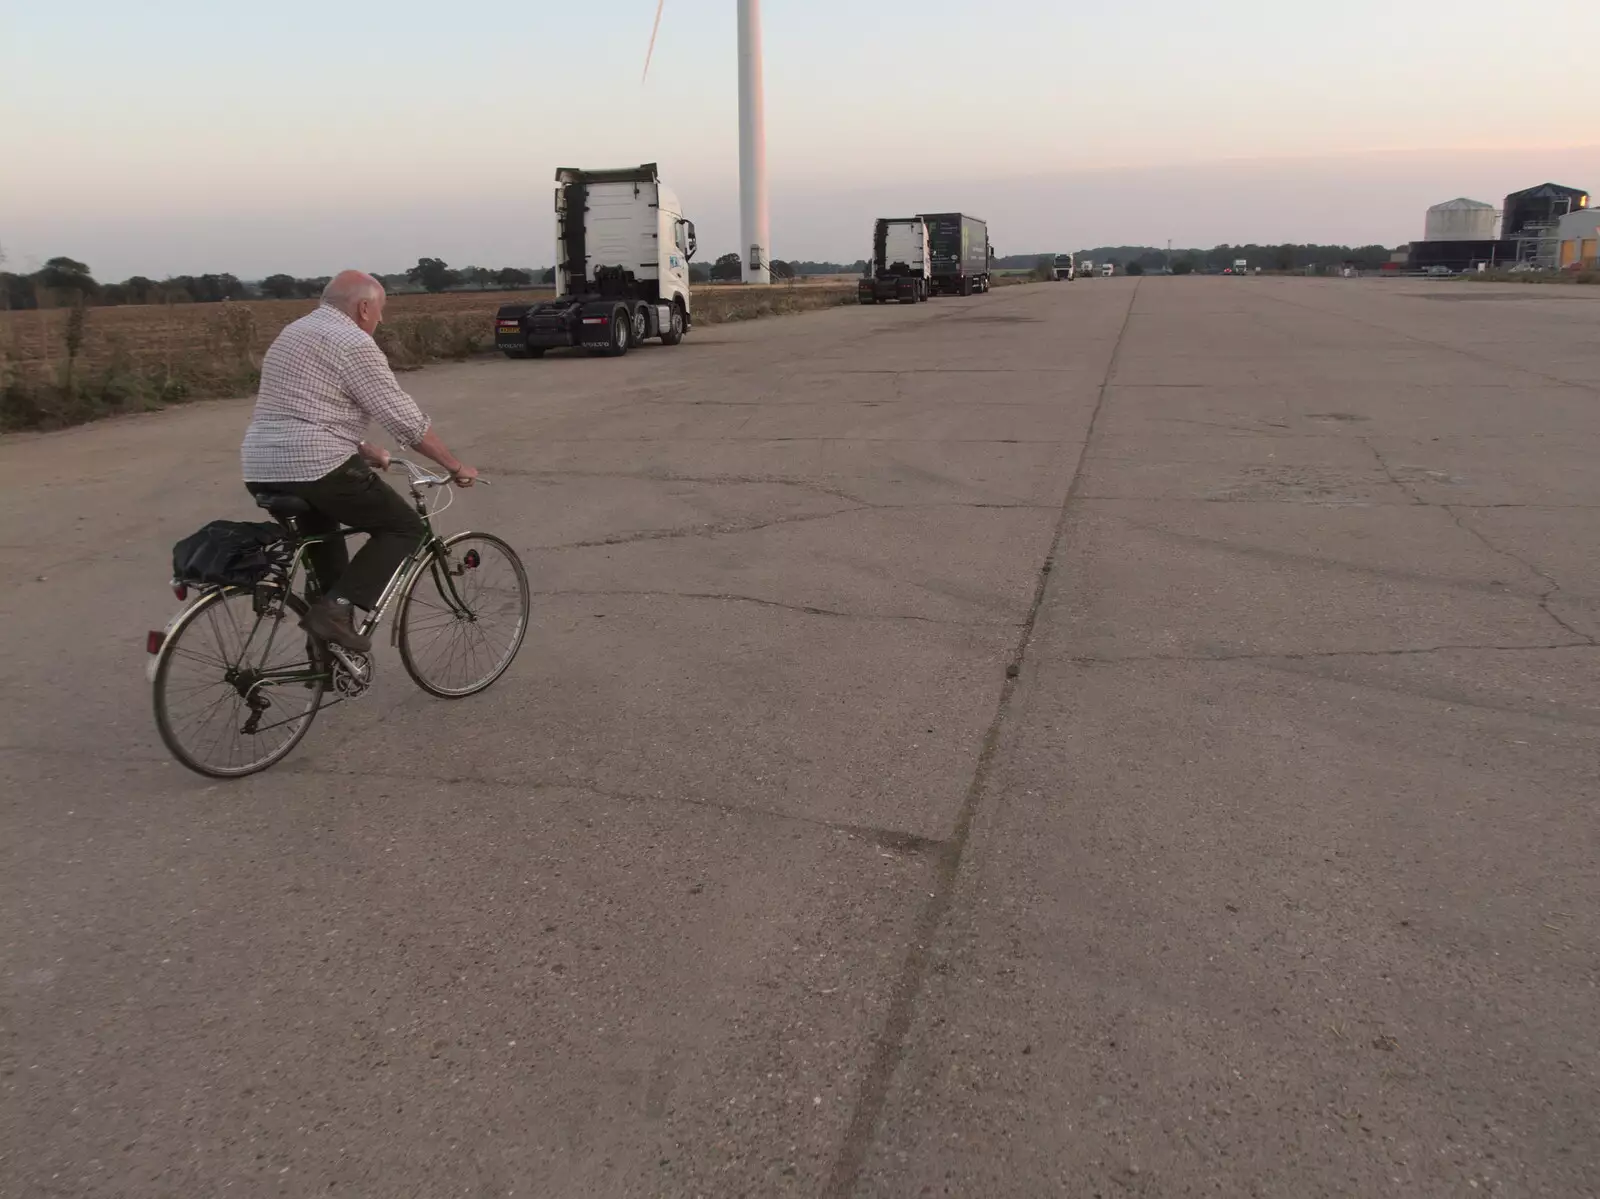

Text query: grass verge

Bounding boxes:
[0,284,858,433]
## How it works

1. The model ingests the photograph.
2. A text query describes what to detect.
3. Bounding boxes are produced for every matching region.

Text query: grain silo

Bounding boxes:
[1423,198,1499,241]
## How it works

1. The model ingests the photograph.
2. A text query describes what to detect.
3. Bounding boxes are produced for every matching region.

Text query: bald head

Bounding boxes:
[321,270,386,333]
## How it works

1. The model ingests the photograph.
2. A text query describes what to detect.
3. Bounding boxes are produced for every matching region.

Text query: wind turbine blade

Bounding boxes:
[642,0,665,82]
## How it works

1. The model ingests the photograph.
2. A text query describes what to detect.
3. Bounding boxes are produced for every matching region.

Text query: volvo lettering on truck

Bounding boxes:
[495,163,697,359]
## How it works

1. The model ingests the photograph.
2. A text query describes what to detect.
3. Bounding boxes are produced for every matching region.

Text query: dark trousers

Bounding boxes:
[249,456,426,609]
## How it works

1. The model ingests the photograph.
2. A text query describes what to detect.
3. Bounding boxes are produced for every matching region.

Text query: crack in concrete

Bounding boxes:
[512,435,1076,445]
[821,367,1091,375]
[1442,505,1596,645]
[1359,434,1428,505]
[1069,640,1596,665]
[1077,494,1407,506]
[477,466,1059,515]
[1248,655,1600,729]
[477,466,873,506]
[547,503,879,549]
[823,277,1145,1198]
[269,758,948,857]
[1080,496,1600,510]
[1101,509,1545,601]
[540,500,1056,552]
[531,587,1020,628]
[1250,287,1600,398]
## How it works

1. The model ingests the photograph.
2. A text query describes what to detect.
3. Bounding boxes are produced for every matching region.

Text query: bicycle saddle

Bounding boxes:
[251,491,313,518]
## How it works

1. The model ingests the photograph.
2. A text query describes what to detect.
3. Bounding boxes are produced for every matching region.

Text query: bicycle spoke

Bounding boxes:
[398,535,528,698]
[155,590,326,777]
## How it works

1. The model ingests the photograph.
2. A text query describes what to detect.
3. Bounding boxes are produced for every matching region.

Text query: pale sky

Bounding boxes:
[2,0,1597,279]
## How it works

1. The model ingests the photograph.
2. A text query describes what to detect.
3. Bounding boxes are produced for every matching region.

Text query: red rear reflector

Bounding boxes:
[581,316,608,325]
[172,582,188,600]
[146,631,165,655]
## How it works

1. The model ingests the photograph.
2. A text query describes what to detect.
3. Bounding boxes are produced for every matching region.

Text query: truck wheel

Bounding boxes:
[660,303,686,345]
[590,308,630,357]
[631,305,649,346]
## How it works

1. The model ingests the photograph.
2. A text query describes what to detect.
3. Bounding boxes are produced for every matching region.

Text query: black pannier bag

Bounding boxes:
[171,520,290,587]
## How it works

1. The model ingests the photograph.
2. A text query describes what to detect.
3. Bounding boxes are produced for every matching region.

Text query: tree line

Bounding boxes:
[0,254,548,310]
[0,242,1402,312]
[998,243,1395,273]
[0,256,263,309]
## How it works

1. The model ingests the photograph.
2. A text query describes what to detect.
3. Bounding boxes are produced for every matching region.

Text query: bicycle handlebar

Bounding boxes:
[387,457,489,488]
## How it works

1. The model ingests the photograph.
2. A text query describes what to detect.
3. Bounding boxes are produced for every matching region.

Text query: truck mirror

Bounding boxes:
[685,221,698,260]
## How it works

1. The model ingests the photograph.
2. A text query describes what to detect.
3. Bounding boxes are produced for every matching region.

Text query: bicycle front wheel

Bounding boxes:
[397,532,529,698]
[153,587,328,777]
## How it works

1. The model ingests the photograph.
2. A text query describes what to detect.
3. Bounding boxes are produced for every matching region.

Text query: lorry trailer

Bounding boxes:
[495,163,697,359]
[918,213,992,296]
[859,217,932,304]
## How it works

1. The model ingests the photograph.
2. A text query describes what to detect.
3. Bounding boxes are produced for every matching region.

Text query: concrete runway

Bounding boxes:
[3,278,1597,1197]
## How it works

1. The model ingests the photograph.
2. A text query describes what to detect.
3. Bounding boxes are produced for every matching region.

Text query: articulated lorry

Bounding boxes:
[495,163,697,359]
[918,213,992,295]
[859,218,931,304]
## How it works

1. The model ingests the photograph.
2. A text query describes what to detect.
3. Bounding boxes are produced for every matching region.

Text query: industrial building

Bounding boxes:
[1407,239,1516,273]
[1557,208,1600,270]
[1424,198,1499,241]
[1403,182,1590,273]
[1503,182,1590,268]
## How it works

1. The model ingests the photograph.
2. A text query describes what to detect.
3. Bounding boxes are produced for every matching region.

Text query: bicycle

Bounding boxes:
[149,458,529,778]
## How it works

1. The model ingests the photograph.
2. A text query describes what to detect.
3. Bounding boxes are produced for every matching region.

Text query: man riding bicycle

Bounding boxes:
[241,270,477,653]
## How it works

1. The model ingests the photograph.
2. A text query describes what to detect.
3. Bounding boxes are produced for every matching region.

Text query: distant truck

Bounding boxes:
[1051,254,1076,281]
[918,213,992,295]
[1101,262,1115,277]
[859,218,931,304]
[1079,260,1095,277]
[495,163,697,359]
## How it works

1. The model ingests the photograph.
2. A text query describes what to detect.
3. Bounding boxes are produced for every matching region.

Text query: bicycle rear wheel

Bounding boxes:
[153,587,328,777]
[397,532,529,698]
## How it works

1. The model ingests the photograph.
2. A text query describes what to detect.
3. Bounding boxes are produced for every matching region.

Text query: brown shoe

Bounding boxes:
[301,598,372,653]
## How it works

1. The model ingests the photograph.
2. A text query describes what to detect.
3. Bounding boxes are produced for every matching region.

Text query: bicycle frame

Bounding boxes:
[154,457,521,776]
[180,460,479,697]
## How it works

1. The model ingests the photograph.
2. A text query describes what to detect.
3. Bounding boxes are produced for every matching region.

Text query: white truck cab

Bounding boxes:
[497,163,698,359]
[556,169,694,316]
[860,218,933,304]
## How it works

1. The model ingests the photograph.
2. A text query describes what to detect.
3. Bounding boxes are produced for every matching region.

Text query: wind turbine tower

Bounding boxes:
[737,0,769,284]
[644,1,771,284]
